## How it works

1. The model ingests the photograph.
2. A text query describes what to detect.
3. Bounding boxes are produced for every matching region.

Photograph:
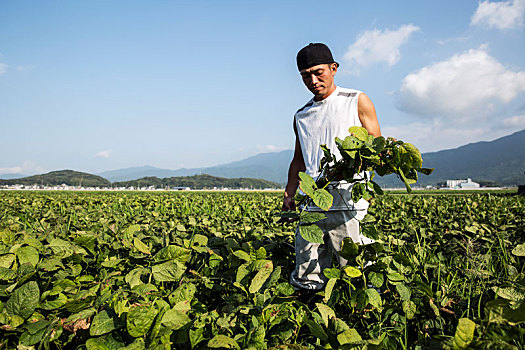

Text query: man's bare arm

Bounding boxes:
[283,121,305,212]
[357,93,381,137]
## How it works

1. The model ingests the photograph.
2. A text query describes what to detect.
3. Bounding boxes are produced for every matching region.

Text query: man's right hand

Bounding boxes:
[279,195,298,224]
[282,195,296,212]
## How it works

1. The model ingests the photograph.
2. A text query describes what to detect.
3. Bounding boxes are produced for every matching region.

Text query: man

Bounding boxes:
[283,43,381,291]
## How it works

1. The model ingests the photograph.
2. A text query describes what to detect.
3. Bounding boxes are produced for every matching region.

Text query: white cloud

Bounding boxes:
[0,63,8,75]
[503,114,525,127]
[0,161,45,175]
[383,122,482,152]
[437,36,470,45]
[95,150,111,158]
[343,24,420,74]
[382,120,520,153]
[396,47,525,120]
[471,0,525,30]
[255,145,287,153]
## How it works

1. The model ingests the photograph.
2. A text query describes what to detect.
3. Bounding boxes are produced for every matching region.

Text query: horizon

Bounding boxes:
[1,1,525,176]
[1,127,523,178]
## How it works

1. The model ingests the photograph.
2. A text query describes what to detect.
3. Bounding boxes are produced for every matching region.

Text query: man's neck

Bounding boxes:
[314,85,337,101]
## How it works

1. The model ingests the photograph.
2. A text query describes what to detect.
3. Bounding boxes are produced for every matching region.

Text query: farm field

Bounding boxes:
[0,191,523,349]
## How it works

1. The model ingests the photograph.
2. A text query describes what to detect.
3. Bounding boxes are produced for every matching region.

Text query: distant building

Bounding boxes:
[446,178,480,189]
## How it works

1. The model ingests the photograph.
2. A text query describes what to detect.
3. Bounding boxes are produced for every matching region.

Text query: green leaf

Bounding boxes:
[40,292,68,310]
[66,307,97,324]
[396,283,411,301]
[339,136,361,156]
[127,304,158,338]
[208,334,241,349]
[90,309,124,336]
[512,243,525,257]
[235,263,250,286]
[47,238,75,257]
[172,300,191,314]
[255,247,267,260]
[74,234,97,254]
[276,282,295,296]
[120,338,145,350]
[169,283,197,306]
[86,338,110,350]
[370,180,384,195]
[190,327,205,348]
[25,319,49,335]
[372,136,386,152]
[263,265,281,289]
[152,261,185,282]
[0,253,15,268]
[365,288,382,309]
[368,271,384,288]
[402,143,423,168]
[320,144,333,162]
[232,250,251,262]
[299,224,324,244]
[492,287,525,302]
[299,172,317,197]
[397,168,413,193]
[351,183,366,203]
[123,224,141,240]
[486,299,525,325]
[337,328,362,345]
[311,189,333,211]
[403,300,416,320]
[344,266,362,278]
[125,267,148,288]
[305,319,328,341]
[20,327,47,346]
[316,303,336,327]
[133,238,151,255]
[38,258,63,272]
[348,126,369,141]
[329,316,350,334]
[300,212,326,224]
[340,238,359,260]
[415,280,433,297]
[387,271,404,283]
[453,318,476,349]
[101,257,123,268]
[0,266,17,281]
[15,246,39,267]
[161,308,191,330]
[249,260,273,293]
[324,278,337,302]
[6,281,40,319]
[417,167,434,175]
[323,268,341,279]
[153,245,191,263]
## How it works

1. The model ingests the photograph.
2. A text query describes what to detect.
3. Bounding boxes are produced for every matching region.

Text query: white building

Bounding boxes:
[446,178,480,189]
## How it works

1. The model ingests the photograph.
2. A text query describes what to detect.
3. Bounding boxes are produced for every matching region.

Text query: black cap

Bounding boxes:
[296,43,339,71]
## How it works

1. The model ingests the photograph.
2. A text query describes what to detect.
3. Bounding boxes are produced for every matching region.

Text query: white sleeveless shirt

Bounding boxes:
[295,86,369,213]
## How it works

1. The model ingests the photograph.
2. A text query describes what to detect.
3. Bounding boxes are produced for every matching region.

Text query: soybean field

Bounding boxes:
[0,191,523,349]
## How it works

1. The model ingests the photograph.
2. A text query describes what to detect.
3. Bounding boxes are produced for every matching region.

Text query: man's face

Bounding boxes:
[300,63,337,100]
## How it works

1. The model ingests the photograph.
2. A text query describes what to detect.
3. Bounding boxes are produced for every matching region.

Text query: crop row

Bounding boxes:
[0,191,523,349]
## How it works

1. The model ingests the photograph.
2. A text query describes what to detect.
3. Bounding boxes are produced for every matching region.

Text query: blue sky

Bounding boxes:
[1,0,524,175]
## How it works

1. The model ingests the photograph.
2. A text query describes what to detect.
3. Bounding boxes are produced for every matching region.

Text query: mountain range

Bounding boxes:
[99,129,525,187]
[1,129,524,187]
[96,150,293,184]
[0,170,111,187]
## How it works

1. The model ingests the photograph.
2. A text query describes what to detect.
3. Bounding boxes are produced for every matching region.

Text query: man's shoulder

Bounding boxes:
[335,86,361,98]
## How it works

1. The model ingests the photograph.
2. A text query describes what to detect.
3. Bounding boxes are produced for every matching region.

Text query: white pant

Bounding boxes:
[290,210,374,290]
